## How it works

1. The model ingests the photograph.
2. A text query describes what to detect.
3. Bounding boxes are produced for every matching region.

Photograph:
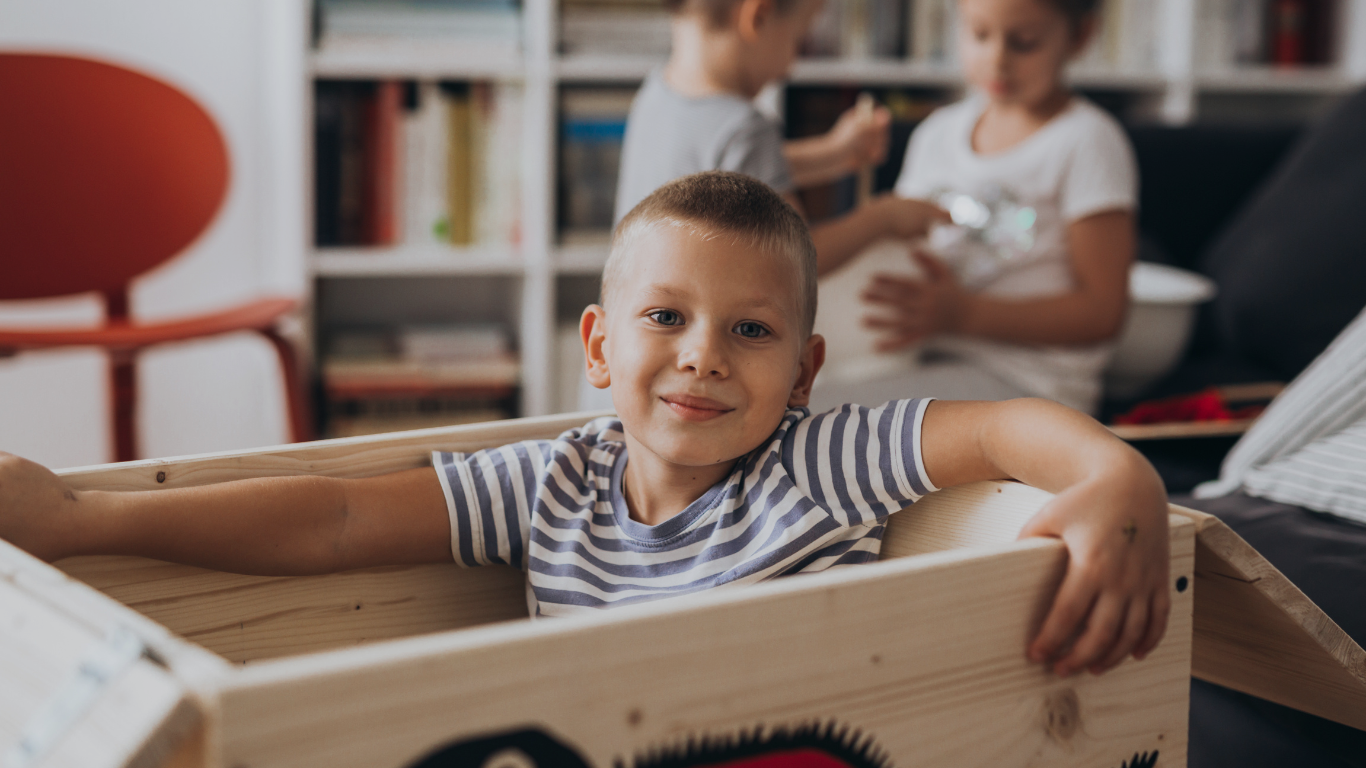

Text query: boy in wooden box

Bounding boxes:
[0,172,1170,678]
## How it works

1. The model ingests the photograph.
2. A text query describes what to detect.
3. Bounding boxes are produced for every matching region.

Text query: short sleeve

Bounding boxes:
[893,109,951,200]
[432,440,554,569]
[714,111,794,195]
[783,398,938,528]
[1058,110,1138,222]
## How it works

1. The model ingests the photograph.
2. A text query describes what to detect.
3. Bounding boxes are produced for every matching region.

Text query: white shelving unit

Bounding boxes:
[308,0,1366,419]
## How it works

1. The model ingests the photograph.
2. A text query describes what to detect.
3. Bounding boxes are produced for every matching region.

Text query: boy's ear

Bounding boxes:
[581,304,612,390]
[787,333,826,408]
[735,0,774,41]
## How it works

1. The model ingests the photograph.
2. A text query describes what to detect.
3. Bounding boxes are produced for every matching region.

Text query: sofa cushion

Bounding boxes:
[1199,88,1366,381]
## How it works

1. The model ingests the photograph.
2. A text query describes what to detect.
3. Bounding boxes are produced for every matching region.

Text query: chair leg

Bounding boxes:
[110,350,137,463]
[259,327,313,443]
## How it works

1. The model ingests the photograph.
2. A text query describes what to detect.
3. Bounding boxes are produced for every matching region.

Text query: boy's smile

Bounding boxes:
[581,222,824,525]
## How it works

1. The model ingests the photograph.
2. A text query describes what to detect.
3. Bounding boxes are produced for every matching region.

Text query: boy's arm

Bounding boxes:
[809,196,949,276]
[0,453,451,574]
[919,398,1171,677]
[782,102,890,188]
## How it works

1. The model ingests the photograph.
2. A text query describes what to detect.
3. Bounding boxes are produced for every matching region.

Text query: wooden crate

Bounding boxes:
[2,413,1363,768]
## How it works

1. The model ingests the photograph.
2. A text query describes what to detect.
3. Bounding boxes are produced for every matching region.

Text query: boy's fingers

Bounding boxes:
[1055,593,1125,676]
[1091,597,1149,673]
[1133,587,1171,659]
[1029,570,1096,665]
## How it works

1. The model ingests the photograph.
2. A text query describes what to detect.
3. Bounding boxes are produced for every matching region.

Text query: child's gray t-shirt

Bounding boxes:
[432,399,937,617]
[613,69,794,224]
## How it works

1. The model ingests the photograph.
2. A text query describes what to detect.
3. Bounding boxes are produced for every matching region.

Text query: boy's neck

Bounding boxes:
[664,18,761,99]
[620,437,739,527]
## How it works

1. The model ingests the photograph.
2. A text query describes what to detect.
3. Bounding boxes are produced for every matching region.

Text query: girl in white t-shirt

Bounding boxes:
[811,0,1136,415]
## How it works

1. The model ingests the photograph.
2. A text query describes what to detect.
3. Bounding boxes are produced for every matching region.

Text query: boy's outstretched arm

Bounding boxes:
[0,453,451,575]
[919,398,1171,677]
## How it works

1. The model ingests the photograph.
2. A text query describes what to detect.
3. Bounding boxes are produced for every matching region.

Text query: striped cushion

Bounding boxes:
[1196,306,1366,524]
[1243,419,1366,525]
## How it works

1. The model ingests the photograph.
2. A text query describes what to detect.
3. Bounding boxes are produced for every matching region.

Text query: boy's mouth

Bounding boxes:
[660,394,734,421]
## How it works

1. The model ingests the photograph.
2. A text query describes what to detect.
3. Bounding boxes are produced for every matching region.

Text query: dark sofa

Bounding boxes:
[1126,90,1366,766]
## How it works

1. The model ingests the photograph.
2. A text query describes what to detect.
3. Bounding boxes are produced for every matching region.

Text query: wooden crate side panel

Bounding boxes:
[1180,513,1366,730]
[56,558,528,664]
[215,522,1195,768]
[56,412,607,491]
[52,482,1052,665]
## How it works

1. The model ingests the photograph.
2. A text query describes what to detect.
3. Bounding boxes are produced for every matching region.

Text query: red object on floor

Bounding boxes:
[1114,388,1268,426]
[0,53,310,461]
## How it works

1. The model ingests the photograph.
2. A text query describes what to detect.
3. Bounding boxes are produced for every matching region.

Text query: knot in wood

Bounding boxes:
[1043,688,1081,744]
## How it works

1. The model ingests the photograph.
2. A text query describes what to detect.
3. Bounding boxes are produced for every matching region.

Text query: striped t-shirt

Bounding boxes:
[433,399,937,617]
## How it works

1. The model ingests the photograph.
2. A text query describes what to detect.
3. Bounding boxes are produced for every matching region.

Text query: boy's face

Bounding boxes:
[958,0,1087,109]
[581,224,824,470]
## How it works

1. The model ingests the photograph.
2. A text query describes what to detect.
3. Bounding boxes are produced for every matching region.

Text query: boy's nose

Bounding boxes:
[677,329,728,378]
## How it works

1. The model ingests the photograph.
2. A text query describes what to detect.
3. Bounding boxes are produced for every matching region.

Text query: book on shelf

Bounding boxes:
[323,324,518,437]
[316,79,522,250]
[1198,0,1338,70]
[317,0,521,59]
[802,0,907,59]
[1078,0,1158,72]
[558,87,635,243]
[560,0,671,56]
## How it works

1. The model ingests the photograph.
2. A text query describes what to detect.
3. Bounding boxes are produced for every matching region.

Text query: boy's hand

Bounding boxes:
[1018,465,1171,677]
[0,452,81,561]
[828,101,891,172]
[860,248,967,348]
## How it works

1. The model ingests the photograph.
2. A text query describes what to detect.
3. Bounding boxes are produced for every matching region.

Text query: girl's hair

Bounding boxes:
[1045,0,1103,28]
[662,0,800,29]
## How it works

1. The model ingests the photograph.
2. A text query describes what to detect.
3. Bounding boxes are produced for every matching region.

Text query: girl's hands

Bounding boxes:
[1018,465,1172,677]
[0,452,82,562]
[828,101,892,172]
[861,248,970,349]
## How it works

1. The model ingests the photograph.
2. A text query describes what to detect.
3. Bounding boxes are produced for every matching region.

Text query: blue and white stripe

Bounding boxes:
[434,398,937,617]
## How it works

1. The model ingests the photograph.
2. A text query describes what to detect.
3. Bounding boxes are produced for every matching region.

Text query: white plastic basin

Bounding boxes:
[1104,261,1218,399]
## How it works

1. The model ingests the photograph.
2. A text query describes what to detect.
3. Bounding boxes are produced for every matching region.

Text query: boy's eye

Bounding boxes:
[1007,35,1040,52]
[648,309,684,326]
[734,321,769,339]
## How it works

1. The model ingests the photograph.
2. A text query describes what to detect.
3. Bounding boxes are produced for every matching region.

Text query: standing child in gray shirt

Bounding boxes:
[615,0,946,271]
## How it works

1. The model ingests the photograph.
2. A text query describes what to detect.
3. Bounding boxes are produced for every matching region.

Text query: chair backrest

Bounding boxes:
[0,53,229,307]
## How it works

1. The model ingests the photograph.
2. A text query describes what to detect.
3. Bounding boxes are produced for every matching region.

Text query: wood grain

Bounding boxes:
[1170,505,1366,730]
[55,411,611,491]
[214,519,1195,768]
[56,557,528,664]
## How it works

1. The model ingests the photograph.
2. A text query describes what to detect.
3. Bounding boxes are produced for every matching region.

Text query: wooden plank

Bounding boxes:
[56,557,527,664]
[1169,505,1366,730]
[213,521,1196,768]
[0,576,199,768]
[56,411,611,491]
[1108,419,1255,442]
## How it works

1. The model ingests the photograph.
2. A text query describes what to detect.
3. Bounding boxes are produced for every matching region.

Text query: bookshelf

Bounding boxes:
[307,0,1366,428]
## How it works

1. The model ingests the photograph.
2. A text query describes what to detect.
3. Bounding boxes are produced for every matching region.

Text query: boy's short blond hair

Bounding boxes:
[604,171,818,335]
[663,0,803,29]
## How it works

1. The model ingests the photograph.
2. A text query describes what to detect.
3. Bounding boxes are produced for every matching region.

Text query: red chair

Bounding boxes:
[0,53,309,462]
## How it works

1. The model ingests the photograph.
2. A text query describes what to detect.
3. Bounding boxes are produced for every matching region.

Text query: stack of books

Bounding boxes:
[323,324,519,436]
[1198,0,1338,69]
[315,80,522,249]
[558,87,635,243]
[803,0,910,59]
[318,0,521,60]
[560,0,671,56]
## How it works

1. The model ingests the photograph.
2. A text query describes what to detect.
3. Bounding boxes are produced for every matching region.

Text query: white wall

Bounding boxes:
[0,0,308,468]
